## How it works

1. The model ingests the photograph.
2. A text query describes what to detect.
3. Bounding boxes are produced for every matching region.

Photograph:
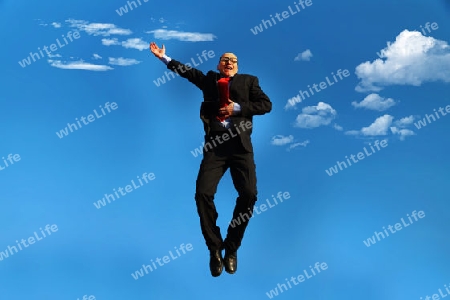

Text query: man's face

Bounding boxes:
[217,53,238,77]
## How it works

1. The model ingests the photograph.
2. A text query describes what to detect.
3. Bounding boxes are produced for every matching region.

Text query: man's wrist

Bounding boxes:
[160,54,172,65]
[232,102,241,113]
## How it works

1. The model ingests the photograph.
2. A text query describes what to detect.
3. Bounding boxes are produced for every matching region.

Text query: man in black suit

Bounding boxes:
[150,42,272,277]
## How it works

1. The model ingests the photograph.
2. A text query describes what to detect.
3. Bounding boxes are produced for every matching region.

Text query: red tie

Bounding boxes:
[217,77,230,122]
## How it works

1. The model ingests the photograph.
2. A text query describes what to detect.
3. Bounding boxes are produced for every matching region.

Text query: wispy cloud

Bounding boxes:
[109,57,141,66]
[270,135,309,151]
[150,17,168,23]
[294,49,313,61]
[102,38,120,46]
[390,127,415,140]
[146,29,216,42]
[48,60,113,71]
[334,124,343,131]
[121,38,148,50]
[287,140,310,151]
[394,115,415,127]
[47,53,62,58]
[390,115,416,140]
[51,22,62,28]
[271,135,294,146]
[352,93,397,111]
[92,54,102,60]
[66,19,132,36]
[102,38,148,51]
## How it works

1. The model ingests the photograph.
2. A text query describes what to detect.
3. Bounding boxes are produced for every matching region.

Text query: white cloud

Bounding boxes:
[51,22,61,28]
[345,115,394,136]
[294,102,337,128]
[108,57,141,66]
[146,29,216,42]
[270,135,309,151]
[355,30,450,92]
[352,93,397,111]
[66,19,132,36]
[390,127,415,140]
[102,37,148,51]
[284,94,301,111]
[287,140,310,151]
[271,135,294,146]
[92,54,102,60]
[394,115,415,127]
[389,115,416,141]
[47,53,62,58]
[294,49,313,61]
[121,38,148,51]
[345,114,416,140]
[48,60,113,71]
[345,130,360,136]
[333,124,343,131]
[102,38,120,46]
[150,17,168,23]
[361,115,394,135]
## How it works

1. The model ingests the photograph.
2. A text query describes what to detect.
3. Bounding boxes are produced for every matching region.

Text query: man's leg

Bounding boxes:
[223,153,257,251]
[195,134,231,277]
[195,150,228,251]
[222,143,257,274]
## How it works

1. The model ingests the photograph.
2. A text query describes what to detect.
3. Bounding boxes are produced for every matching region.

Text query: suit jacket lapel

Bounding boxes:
[229,74,239,99]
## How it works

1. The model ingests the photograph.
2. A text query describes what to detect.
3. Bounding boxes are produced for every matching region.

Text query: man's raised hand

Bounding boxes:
[150,42,165,58]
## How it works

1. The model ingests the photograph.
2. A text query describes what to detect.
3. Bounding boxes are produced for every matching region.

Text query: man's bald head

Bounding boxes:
[217,52,238,77]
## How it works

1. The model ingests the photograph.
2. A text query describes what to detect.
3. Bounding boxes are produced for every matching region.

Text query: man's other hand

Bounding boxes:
[219,99,234,118]
[150,42,165,58]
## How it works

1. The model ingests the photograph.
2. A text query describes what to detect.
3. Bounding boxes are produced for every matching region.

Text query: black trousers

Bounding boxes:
[194,131,257,252]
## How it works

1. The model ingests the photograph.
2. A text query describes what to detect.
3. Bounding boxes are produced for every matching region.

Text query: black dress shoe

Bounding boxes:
[209,250,223,277]
[224,250,237,274]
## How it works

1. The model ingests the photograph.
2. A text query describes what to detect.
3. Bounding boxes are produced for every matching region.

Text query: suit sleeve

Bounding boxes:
[166,59,205,90]
[239,76,272,117]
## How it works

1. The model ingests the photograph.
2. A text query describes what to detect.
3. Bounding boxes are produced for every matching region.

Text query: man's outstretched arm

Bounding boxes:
[150,42,205,90]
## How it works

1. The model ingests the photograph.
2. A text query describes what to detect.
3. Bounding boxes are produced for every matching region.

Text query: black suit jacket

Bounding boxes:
[166,59,272,153]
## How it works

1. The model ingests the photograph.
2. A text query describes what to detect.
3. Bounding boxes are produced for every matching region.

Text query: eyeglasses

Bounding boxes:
[220,57,238,63]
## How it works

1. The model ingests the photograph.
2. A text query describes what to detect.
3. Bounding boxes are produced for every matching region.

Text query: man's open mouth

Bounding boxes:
[225,66,233,70]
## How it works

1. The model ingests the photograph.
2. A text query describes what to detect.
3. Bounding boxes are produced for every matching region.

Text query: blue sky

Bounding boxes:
[1,0,450,299]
